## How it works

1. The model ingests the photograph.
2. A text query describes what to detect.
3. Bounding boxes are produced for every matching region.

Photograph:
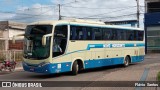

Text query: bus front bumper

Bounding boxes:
[22,62,71,74]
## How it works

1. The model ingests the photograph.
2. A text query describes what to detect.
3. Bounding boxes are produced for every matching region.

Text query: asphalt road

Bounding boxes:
[0,53,160,90]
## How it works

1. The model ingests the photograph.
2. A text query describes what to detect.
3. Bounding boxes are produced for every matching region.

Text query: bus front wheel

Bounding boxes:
[71,61,79,75]
[124,56,130,67]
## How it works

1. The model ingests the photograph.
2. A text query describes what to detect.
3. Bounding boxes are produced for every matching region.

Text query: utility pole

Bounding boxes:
[136,0,140,28]
[58,4,61,20]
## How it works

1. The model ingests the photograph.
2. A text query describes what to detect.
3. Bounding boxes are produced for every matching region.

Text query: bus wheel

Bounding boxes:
[71,61,79,75]
[124,56,130,67]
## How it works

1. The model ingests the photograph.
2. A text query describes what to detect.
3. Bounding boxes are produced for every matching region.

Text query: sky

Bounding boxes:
[0,0,145,28]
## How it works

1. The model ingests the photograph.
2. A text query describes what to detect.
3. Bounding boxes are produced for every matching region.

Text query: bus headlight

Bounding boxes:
[38,62,50,67]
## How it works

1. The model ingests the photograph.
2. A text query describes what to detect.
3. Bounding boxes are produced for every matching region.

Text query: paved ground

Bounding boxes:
[0,53,160,90]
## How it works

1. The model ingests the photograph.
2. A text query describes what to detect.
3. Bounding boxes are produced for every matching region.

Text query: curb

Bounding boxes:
[15,67,23,71]
[0,67,23,75]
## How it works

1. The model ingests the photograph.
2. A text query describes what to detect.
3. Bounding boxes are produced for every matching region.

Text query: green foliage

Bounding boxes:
[157,72,160,81]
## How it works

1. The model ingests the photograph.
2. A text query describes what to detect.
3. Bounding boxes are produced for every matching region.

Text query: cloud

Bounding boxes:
[0,12,15,20]
[10,3,58,23]
[59,0,143,18]
[57,0,144,28]
[1,0,144,28]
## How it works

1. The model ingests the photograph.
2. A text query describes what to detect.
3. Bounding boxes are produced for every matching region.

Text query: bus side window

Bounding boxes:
[82,27,87,40]
[138,31,144,41]
[121,30,127,40]
[91,28,95,40]
[126,30,133,40]
[92,28,102,40]
[86,27,92,40]
[111,29,117,40]
[117,30,122,40]
[76,26,83,40]
[70,26,88,40]
[70,26,77,40]
[103,28,111,40]
[134,30,138,40]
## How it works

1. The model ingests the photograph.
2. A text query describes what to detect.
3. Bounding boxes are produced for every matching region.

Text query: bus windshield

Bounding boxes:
[24,25,52,60]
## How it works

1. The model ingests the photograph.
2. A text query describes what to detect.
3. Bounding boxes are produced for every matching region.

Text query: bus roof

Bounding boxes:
[29,19,143,31]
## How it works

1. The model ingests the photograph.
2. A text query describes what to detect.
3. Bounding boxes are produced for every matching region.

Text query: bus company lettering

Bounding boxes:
[103,44,111,48]
[112,44,125,48]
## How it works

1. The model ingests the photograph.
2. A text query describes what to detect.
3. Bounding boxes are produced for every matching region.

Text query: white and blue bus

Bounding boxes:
[13,19,145,75]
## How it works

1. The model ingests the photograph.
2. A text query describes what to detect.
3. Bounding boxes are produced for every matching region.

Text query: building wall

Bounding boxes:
[0,40,5,50]
[147,26,160,51]
[0,21,26,50]
[9,40,23,50]
[9,29,24,39]
[145,0,160,52]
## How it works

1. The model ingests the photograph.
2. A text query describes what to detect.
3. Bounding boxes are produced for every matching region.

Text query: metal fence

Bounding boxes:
[0,50,23,62]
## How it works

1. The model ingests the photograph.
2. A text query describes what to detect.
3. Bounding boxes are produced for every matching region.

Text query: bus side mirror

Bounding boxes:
[12,34,24,44]
[42,36,46,46]
[42,34,52,46]
[12,36,16,44]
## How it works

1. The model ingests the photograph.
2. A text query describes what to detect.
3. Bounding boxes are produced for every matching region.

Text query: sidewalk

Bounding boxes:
[15,61,23,71]
[80,54,160,90]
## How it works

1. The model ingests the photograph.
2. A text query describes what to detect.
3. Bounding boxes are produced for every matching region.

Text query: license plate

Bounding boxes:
[30,67,34,71]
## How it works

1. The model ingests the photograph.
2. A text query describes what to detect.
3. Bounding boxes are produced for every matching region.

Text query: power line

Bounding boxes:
[0,10,55,16]
[80,6,136,19]
[99,13,137,19]
[17,5,56,11]
[57,0,79,20]
[0,0,145,24]
[61,13,137,20]
[57,0,90,19]
[62,1,77,6]
[76,13,136,19]
[61,0,88,6]
[62,5,137,10]
[8,7,55,21]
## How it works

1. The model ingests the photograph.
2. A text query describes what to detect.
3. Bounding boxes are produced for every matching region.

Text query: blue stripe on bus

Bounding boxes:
[132,56,145,63]
[23,55,144,74]
[87,44,104,50]
[64,49,86,55]
[84,57,124,69]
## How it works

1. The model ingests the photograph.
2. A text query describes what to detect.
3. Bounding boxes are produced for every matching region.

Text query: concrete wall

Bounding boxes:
[9,29,24,39]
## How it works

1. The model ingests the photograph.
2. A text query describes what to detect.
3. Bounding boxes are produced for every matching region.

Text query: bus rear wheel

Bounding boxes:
[124,56,130,67]
[71,61,79,75]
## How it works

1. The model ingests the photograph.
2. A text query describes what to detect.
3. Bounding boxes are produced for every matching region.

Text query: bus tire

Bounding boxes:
[124,56,130,67]
[71,61,79,75]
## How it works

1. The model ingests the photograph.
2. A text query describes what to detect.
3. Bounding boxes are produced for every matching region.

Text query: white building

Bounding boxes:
[0,21,26,50]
